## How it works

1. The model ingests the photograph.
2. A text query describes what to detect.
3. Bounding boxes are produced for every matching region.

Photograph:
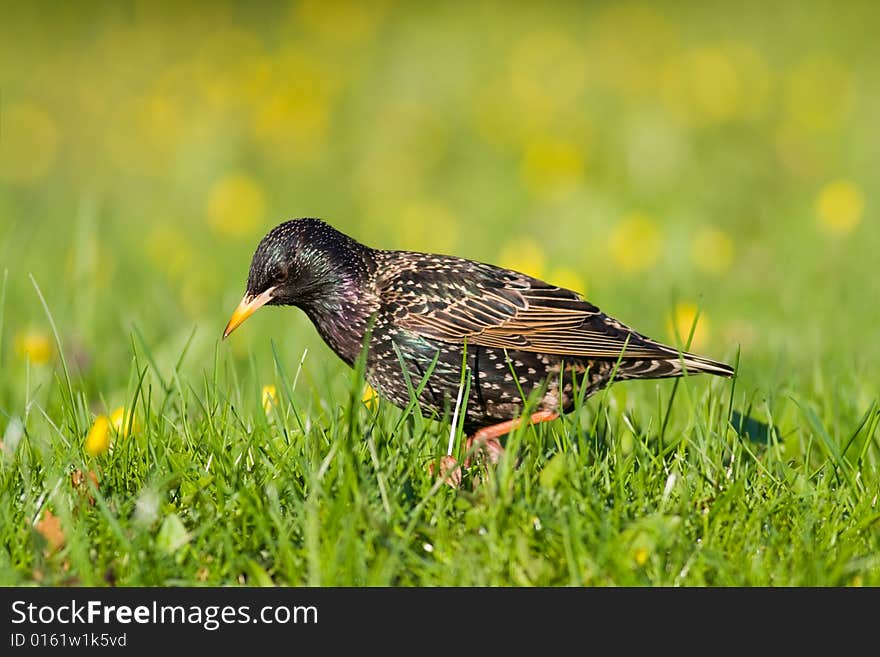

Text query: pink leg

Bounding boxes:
[465,410,560,466]
[430,410,560,487]
[428,411,559,488]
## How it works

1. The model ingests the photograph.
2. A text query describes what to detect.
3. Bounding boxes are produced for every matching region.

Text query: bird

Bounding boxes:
[224,218,734,482]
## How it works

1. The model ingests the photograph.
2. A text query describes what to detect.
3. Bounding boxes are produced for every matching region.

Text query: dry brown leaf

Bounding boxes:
[35,509,66,551]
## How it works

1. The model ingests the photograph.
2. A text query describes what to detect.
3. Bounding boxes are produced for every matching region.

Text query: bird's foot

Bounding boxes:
[426,439,502,489]
[429,410,560,488]
[463,436,505,468]
[428,455,463,488]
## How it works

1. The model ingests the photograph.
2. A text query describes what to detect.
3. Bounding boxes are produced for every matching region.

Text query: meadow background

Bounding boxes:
[1,0,879,586]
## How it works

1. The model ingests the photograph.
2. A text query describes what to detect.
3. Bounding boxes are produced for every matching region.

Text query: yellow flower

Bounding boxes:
[608,213,662,273]
[691,227,735,274]
[206,172,266,238]
[520,138,585,201]
[509,30,587,115]
[677,48,741,124]
[399,201,459,254]
[15,330,53,365]
[110,407,137,437]
[251,47,338,165]
[784,54,855,134]
[497,237,546,279]
[145,223,193,281]
[295,0,389,44]
[816,180,864,235]
[548,267,587,295]
[0,102,59,185]
[196,29,270,110]
[633,547,650,567]
[85,415,111,456]
[105,94,185,177]
[660,44,772,126]
[667,302,709,352]
[252,92,330,164]
[262,385,278,416]
[593,4,676,98]
[728,43,774,120]
[362,383,379,411]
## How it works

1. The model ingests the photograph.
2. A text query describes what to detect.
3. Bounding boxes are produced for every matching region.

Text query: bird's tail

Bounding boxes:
[675,352,735,377]
[614,349,735,381]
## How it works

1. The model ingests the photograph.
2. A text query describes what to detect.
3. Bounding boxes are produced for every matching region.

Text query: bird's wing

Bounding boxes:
[378,254,678,360]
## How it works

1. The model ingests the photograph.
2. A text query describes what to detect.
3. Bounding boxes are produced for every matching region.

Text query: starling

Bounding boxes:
[224,218,734,477]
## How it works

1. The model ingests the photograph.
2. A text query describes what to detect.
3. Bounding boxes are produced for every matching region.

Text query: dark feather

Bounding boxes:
[380,254,733,375]
[233,219,735,436]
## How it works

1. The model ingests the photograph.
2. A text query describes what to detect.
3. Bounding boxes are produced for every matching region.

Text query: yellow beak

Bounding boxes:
[222,287,276,339]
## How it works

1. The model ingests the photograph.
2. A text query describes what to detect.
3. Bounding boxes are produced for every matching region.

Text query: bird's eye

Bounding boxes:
[272,267,289,284]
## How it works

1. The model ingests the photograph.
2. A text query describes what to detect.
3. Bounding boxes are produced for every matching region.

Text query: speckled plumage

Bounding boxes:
[233,218,734,434]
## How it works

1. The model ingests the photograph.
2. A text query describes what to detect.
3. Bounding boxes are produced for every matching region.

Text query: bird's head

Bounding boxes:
[223,218,369,339]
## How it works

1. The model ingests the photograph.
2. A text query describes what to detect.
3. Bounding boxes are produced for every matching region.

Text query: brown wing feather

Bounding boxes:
[380,254,681,360]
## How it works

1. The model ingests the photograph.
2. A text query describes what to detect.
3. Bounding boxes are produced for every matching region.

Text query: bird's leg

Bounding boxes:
[464,410,560,467]
[430,410,559,487]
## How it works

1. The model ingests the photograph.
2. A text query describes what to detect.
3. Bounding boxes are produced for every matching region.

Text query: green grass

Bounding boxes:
[2,1,880,587]
[2,280,878,586]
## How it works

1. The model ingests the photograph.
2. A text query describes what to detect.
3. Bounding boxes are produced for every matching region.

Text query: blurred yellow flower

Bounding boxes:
[689,48,739,122]
[179,269,219,320]
[15,330,53,365]
[354,102,448,214]
[206,172,266,238]
[105,94,185,177]
[399,201,459,254]
[729,43,774,120]
[196,29,270,110]
[691,227,735,274]
[251,47,338,164]
[262,385,278,416]
[295,0,389,44]
[362,383,379,411]
[110,407,137,437]
[784,54,856,134]
[667,302,709,352]
[252,94,329,166]
[548,266,587,295]
[520,138,585,200]
[661,42,773,127]
[633,547,650,567]
[593,4,676,98]
[85,415,111,456]
[497,237,546,279]
[509,30,587,116]
[473,79,524,149]
[662,48,739,125]
[816,180,864,235]
[0,102,59,185]
[145,223,193,281]
[608,213,662,273]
